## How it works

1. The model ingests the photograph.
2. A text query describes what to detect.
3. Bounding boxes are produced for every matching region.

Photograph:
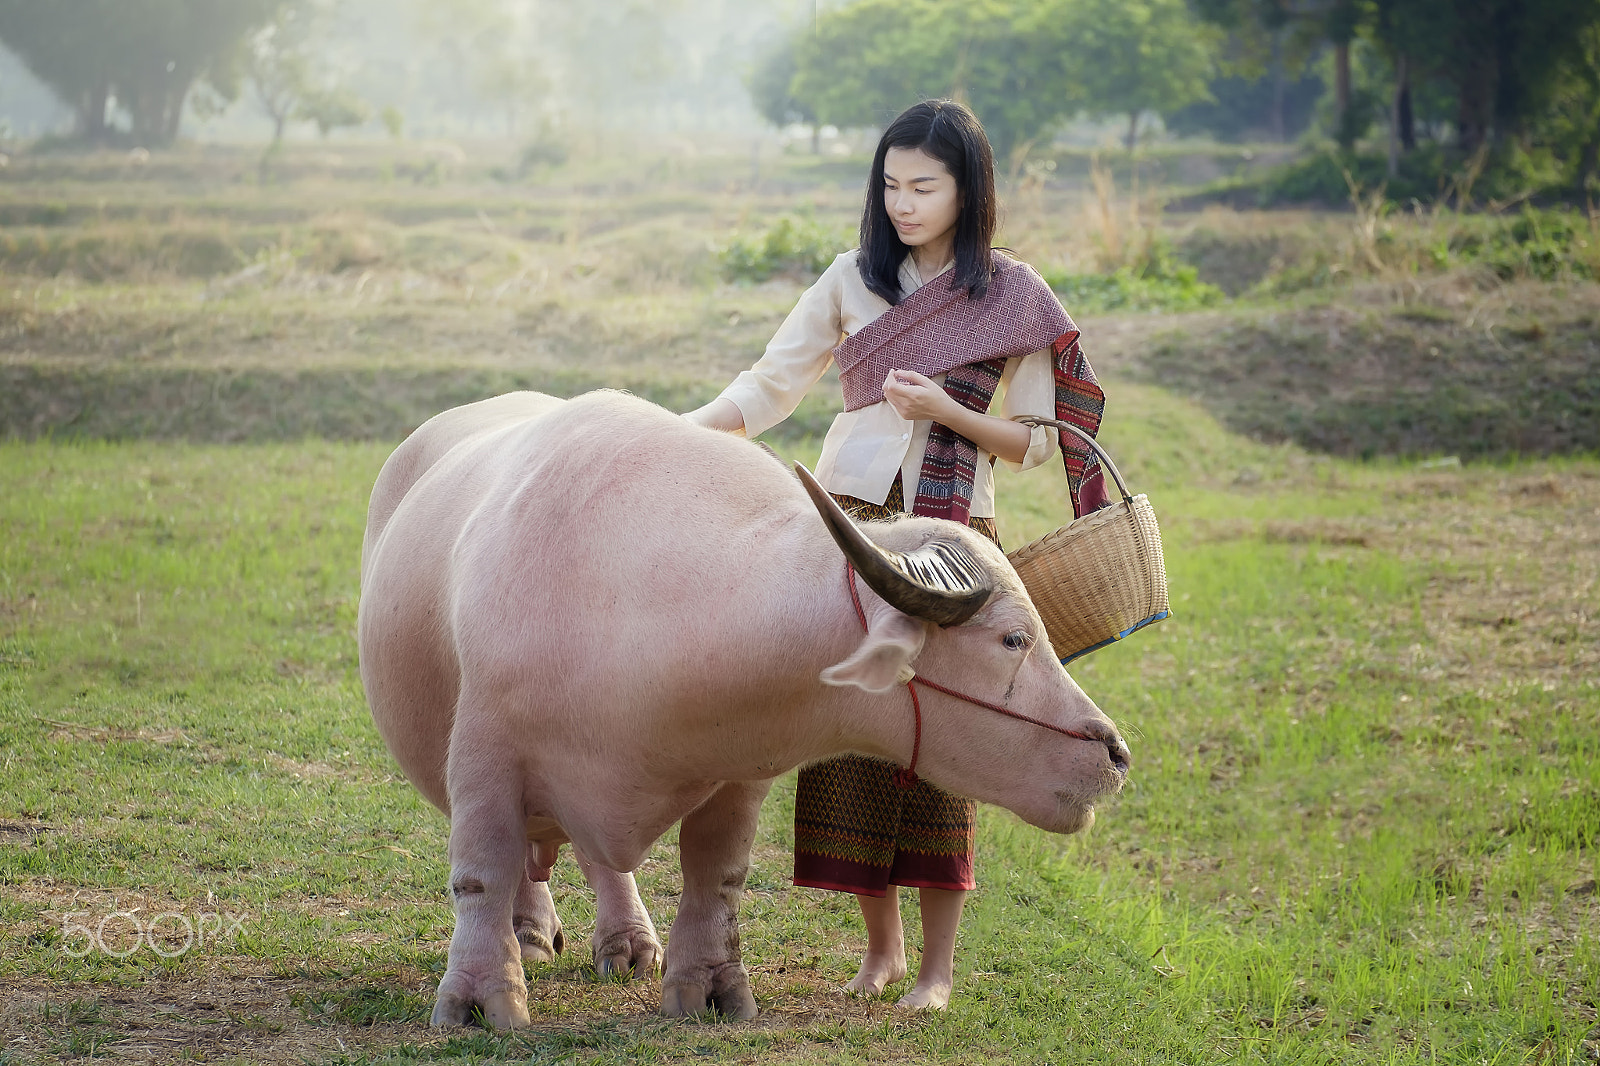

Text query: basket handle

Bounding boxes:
[1011,415,1135,504]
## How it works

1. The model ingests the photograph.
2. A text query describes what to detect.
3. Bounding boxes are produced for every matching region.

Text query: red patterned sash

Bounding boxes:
[834,253,1109,523]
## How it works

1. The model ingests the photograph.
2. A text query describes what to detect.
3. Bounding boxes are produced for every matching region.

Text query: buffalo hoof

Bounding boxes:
[659,968,758,1020]
[516,920,565,963]
[431,974,531,1030]
[594,928,663,980]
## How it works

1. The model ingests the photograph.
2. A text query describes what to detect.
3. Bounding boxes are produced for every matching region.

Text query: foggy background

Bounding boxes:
[0,0,820,144]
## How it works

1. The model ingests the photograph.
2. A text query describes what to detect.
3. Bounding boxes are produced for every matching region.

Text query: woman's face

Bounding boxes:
[882,146,961,254]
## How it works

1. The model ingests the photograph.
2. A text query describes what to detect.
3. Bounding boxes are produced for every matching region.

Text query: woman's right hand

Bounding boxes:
[684,397,747,436]
[882,368,958,423]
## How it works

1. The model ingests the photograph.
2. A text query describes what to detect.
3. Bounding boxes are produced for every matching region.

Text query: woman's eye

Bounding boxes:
[1003,631,1032,651]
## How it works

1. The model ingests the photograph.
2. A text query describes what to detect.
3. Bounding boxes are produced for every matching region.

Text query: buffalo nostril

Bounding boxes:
[1108,739,1131,773]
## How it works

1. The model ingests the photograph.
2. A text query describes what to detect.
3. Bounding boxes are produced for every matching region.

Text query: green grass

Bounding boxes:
[719,214,856,283]
[2,383,1595,1064]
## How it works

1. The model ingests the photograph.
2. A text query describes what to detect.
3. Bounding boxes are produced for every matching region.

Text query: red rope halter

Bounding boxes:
[844,562,1100,789]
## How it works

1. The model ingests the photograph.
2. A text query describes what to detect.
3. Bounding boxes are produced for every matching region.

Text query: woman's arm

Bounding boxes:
[881,369,1032,464]
[684,255,850,437]
[995,349,1060,471]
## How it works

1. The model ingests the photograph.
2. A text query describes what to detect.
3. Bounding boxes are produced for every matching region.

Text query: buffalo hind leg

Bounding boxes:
[432,728,531,1029]
[660,779,773,1019]
[514,844,565,963]
[576,848,662,978]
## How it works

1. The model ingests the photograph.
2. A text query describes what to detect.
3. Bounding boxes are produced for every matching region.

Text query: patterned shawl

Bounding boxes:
[834,253,1108,524]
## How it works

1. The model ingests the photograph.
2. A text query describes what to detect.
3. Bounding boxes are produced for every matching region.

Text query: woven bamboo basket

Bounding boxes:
[1006,417,1170,664]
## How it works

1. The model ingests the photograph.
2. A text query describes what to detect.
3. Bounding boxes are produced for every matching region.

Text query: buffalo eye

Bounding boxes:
[1003,630,1032,652]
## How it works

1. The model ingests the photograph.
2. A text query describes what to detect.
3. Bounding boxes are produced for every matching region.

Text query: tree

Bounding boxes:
[1324,0,1365,147]
[1165,64,1325,143]
[786,0,1084,167]
[936,0,1087,164]
[1462,0,1600,153]
[245,0,317,148]
[1050,0,1217,149]
[0,0,122,139]
[789,0,939,132]
[1164,8,1325,144]
[746,28,820,150]
[297,83,369,136]
[781,0,1214,165]
[0,0,284,146]
[242,0,368,179]
[413,0,545,139]
[1192,0,1369,146]
[1540,20,1600,194]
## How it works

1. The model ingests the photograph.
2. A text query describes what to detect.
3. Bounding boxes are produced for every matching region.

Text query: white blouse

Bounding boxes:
[718,249,1060,519]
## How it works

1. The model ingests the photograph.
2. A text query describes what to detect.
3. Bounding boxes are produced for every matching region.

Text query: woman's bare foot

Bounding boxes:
[893,887,964,1010]
[896,979,952,1010]
[845,951,907,995]
[844,891,908,995]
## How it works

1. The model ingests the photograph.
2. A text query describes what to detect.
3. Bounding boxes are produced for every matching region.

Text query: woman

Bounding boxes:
[687,99,1107,1009]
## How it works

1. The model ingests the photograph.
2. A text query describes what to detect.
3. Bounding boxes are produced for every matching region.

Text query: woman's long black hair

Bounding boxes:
[858,99,998,305]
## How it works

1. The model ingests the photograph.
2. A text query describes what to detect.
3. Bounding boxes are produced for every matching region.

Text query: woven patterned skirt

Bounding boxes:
[792,476,999,897]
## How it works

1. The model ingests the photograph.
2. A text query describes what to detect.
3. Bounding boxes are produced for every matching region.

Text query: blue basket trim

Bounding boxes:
[1058,609,1171,665]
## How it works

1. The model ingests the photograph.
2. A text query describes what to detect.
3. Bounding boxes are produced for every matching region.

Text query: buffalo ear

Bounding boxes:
[821,610,926,694]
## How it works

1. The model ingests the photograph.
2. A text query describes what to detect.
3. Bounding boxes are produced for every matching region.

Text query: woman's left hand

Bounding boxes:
[882,369,956,423]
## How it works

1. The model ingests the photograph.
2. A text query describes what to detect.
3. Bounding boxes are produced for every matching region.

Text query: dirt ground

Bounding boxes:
[1,960,907,1063]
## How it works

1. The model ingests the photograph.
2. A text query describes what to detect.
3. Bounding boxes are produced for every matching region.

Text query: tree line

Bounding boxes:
[751,0,1600,192]
[751,0,1216,164]
[1197,0,1600,175]
[0,0,767,151]
[2,0,1597,194]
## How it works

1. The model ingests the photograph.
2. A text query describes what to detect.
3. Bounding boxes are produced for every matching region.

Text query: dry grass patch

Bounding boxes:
[0,954,959,1065]
[3,965,432,1064]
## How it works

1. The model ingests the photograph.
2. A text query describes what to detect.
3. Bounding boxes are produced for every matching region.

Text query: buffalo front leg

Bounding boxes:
[575,848,663,979]
[660,779,773,1019]
[432,735,532,1029]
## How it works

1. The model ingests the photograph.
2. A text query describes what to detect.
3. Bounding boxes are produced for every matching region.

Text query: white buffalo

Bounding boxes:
[358,390,1129,1027]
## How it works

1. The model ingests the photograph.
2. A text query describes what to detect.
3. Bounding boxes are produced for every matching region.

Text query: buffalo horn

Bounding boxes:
[794,462,993,626]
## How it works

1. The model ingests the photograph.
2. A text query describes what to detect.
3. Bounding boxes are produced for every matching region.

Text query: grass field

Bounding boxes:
[0,142,1597,1064]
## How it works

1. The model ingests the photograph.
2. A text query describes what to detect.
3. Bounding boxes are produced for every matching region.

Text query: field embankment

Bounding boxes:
[1100,283,1600,460]
[3,145,1598,461]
